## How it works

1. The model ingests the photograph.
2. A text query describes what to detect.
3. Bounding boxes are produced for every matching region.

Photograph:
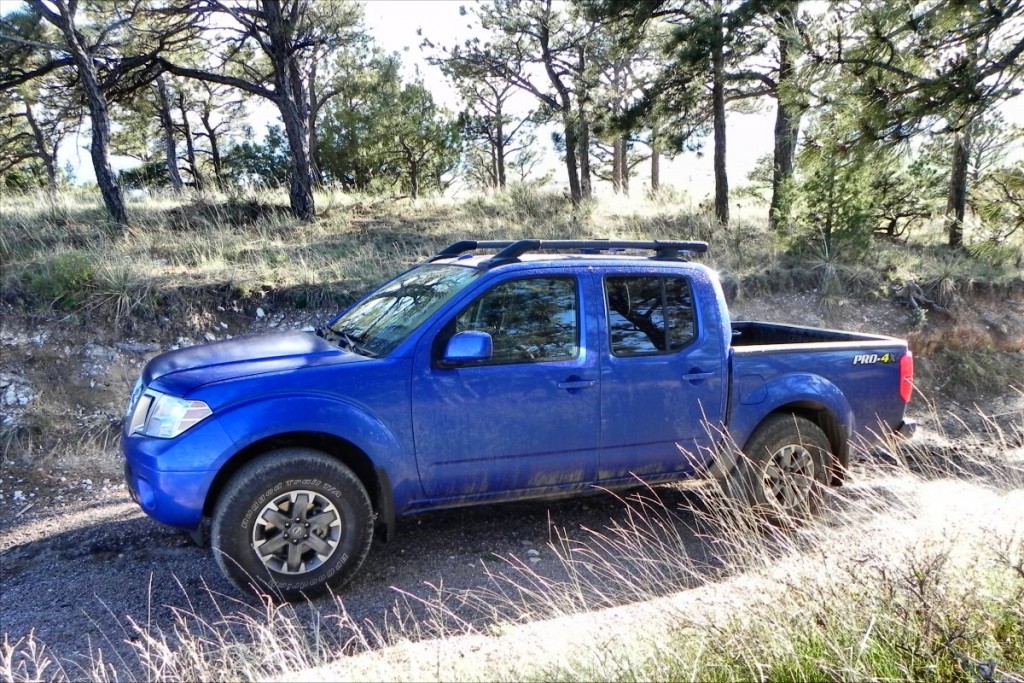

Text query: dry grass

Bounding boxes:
[3,186,1019,328]
[2,399,1021,682]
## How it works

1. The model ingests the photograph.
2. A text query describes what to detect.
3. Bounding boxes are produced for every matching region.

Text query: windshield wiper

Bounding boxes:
[315,326,377,357]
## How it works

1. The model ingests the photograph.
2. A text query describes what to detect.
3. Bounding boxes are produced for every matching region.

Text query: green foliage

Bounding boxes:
[222,126,292,188]
[24,251,97,311]
[316,52,461,197]
[792,114,876,255]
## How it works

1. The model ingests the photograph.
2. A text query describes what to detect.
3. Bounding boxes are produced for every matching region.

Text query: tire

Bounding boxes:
[726,414,833,523]
[211,448,373,600]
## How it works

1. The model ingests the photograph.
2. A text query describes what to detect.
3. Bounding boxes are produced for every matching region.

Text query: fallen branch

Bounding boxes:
[892,281,955,320]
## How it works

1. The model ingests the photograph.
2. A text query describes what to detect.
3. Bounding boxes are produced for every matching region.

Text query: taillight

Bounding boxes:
[899,351,914,403]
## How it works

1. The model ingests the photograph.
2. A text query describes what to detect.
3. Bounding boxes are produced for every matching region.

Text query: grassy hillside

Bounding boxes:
[1,187,1022,682]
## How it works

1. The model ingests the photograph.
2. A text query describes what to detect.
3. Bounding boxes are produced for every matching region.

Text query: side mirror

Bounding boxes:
[443,331,493,365]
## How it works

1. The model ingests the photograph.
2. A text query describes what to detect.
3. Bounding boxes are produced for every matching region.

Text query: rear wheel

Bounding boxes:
[211,448,373,600]
[726,414,833,523]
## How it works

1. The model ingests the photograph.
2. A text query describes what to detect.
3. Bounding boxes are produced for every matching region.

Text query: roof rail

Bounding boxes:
[430,239,708,266]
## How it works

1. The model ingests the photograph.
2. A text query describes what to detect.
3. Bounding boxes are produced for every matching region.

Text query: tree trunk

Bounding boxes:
[579,111,592,199]
[266,0,315,219]
[945,128,971,248]
[53,7,126,226]
[409,157,420,199]
[156,75,184,193]
[612,138,624,194]
[562,111,582,204]
[306,62,323,187]
[177,93,203,191]
[23,102,58,192]
[768,5,800,233]
[711,14,729,225]
[494,111,507,189]
[651,126,661,192]
[621,140,629,196]
[200,110,224,188]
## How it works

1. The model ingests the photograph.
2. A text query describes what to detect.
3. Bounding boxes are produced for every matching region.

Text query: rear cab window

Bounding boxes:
[605,275,697,356]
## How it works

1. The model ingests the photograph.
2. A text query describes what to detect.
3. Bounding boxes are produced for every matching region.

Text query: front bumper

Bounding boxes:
[122,418,237,530]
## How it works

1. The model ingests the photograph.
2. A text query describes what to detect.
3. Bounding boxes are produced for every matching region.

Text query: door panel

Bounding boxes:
[412,275,601,499]
[599,274,726,481]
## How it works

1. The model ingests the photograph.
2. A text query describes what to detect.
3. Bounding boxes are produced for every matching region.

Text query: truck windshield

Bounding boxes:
[321,264,481,357]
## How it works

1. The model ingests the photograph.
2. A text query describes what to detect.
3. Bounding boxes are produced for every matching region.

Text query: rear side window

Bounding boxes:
[454,277,579,363]
[606,276,696,356]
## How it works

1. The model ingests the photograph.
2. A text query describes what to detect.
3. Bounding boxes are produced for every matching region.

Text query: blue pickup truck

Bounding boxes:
[122,240,915,598]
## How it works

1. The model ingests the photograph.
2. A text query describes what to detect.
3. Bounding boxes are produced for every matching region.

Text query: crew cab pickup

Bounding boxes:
[122,239,915,598]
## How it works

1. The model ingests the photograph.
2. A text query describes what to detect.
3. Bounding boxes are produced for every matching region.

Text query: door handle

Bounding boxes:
[681,370,715,382]
[558,379,597,390]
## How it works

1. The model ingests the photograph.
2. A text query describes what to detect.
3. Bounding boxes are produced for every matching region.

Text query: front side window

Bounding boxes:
[454,277,579,364]
[606,276,696,356]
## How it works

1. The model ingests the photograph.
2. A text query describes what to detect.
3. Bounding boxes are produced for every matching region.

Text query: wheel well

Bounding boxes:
[204,432,384,520]
[762,403,849,484]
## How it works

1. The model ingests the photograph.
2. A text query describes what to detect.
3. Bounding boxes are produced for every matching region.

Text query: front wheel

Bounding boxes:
[211,448,373,600]
[725,414,834,523]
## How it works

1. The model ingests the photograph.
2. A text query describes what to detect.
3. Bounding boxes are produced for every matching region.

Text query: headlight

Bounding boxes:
[128,391,212,439]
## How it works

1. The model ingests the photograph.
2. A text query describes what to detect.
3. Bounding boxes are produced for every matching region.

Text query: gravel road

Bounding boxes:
[0,463,714,674]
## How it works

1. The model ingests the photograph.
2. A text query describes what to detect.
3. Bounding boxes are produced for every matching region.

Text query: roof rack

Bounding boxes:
[430,239,708,267]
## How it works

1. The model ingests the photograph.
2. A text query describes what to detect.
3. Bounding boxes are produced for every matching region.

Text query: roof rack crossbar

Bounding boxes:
[431,239,708,265]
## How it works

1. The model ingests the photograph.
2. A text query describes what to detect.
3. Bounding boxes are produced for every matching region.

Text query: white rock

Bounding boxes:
[12,491,24,501]
[529,557,542,564]
[256,307,266,319]
[204,332,216,341]
[526,548,540,557]
[220,322,228,330]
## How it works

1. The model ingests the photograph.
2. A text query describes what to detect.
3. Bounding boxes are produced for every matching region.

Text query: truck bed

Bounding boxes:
[731,321,892,347]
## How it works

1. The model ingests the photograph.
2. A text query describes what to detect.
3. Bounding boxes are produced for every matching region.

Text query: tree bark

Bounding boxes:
[47,3,126,225]
[711,11,729,225]
[768,5,800,233]
[945,128,971,248]
[156,75,184,192]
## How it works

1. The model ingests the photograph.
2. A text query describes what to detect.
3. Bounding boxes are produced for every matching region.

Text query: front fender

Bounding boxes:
[214,393,420,511]
[729,373,855,451]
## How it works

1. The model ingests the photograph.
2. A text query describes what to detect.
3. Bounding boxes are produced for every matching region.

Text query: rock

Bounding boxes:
[115,342,161,354]
[84,344,118,362]
[13,491,24,501]
[256,307,266,319]
[220,322,228,330]
[204,332,216,341]
[526,548,540,557]
[529,557,542,564]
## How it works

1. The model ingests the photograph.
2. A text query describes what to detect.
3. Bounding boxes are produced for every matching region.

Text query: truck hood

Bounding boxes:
[143,331,361,395]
